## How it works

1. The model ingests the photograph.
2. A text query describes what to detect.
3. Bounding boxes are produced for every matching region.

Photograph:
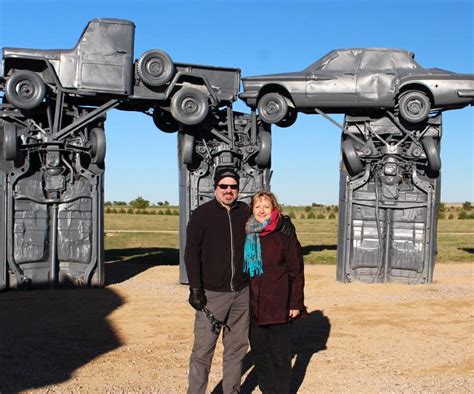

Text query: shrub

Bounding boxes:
[307,212,316,219]
[127,208,134,214]
[334,206,339,213]
[462,201,472,211]
[448,214,454,219]
[118,208,126,214]
[105,207,112,214]
[458,210,468,219]
[317,214,326,219]
[304,206,312,212]
[172,209,179,216]
[110,208,118,214]
[150,210,157,215]
[165,208,172,215]
[438,212,445,219]
[288,211,296,219]
[329,212,336,219]
[326,206,331,212]
[300,213,306,219]
[157,210,164,215]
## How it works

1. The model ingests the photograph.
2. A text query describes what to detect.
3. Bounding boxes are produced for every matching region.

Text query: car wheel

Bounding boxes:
[179,132,195,165]
[90,127,106,165]
[171,87,209,126]
[421,137,441,173]
[3,123,19,161]
[137,49,175,87]
[398,91,431,123]
[255,127,272,168]
[153,108,179,133]
[5,70,46,110]
[342,138,364,176]
[276,107,298,128]
[257,92,288,124]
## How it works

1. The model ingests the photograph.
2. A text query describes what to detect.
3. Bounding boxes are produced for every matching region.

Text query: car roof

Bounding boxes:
[333,48,415,58]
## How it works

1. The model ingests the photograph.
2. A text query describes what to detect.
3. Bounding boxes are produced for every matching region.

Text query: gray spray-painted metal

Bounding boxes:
[336,114,441,284]
[0,104,105,289]
[177,109,272,284]
[240,48,474,125]
[2,18,240,127]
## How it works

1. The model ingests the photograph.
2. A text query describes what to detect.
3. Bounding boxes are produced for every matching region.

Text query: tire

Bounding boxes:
[171,88,209,126]
[398,91,431,124]
[3,122,19,161]
[255,128,272,168]
[136,49,175,87]
[257,92,288,124]
[342,138,364,176]
[5,70,46,110]
[276,107,297,128]
[153,108,179,133]
[179,132,195,165]
[421,137,441,173]
[90,127,106,165]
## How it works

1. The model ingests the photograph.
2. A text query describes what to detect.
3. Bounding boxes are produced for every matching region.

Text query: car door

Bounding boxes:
[305,50,360,107]
[356,50,398,107]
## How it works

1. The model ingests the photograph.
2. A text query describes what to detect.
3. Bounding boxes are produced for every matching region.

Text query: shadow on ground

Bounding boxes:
[0,288,122,393]
[460,248,474,254]
[212,310,331,393]
[105,247,179,285]
[301,244,338,256]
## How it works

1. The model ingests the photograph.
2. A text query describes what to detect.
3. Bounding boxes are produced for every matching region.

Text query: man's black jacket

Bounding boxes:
[185,198,250,292]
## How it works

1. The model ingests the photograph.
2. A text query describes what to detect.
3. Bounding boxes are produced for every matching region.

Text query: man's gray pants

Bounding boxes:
[188,286,249,394]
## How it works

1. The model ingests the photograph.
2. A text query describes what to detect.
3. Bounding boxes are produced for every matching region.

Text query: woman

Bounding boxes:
[243,191,306,394]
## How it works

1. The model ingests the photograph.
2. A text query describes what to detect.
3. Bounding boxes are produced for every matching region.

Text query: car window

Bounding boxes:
[359,51,395,70]
[392,52,419,69]
[323,51,359,71]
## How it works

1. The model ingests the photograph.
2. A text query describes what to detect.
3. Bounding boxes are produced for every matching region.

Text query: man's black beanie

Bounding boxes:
[213,168,240,188]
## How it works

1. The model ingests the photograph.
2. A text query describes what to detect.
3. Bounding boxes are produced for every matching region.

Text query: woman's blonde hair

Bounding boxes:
[251,191,282,212]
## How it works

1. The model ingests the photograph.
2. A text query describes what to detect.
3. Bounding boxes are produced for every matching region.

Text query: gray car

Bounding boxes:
[239,48,474,126]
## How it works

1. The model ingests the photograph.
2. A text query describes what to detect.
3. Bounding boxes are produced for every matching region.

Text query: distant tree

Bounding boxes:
[164,201,170,206]
[462,201,472,211]
[114,201,127,206]
[130,197,150,209]
[157,202,164,206]
[439,202,446,212]
[304,206,312,212]
[334,206,339,213]
[104,201,112,206]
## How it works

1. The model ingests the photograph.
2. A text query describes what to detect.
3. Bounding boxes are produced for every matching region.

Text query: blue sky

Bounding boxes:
[1,0,472,204]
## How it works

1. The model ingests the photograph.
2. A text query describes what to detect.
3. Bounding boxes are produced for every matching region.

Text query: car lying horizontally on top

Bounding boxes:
[1,18,240,131]
[239,48,474,126]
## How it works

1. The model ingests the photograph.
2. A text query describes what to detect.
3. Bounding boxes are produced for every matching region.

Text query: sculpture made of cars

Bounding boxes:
[2,18,240,129]
[239,48,474,126]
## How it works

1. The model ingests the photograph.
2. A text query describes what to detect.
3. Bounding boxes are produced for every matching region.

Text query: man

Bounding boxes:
[185,167,250,394]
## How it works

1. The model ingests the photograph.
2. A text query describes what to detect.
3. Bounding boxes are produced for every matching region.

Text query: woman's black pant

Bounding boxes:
[249,319,291,394]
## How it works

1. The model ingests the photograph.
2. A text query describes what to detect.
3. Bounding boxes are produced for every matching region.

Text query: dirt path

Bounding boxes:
[1,263,472,393]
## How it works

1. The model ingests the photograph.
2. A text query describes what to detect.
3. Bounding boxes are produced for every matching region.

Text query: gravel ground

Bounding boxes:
[0,263,472,393]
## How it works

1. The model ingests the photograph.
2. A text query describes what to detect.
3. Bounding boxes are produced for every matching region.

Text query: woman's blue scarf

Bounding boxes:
[243,215,270,278]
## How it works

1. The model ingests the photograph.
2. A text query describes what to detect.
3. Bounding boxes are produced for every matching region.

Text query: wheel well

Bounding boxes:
[398,84,434,105]
[258,84,294,104]
[4,58,55,85]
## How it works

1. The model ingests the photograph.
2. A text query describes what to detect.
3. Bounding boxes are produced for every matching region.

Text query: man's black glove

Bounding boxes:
[189,288,207,311]
[280,215,296,237]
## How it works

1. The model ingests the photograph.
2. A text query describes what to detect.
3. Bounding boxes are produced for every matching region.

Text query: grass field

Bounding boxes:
[104,214,474,265]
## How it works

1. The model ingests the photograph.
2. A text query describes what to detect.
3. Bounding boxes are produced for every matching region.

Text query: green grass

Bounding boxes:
[104,215,473,265]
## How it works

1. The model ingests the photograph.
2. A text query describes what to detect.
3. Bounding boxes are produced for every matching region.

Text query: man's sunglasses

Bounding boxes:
[217,184,238,190]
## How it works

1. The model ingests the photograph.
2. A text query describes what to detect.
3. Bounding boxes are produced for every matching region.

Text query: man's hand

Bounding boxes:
[280,215,296,237]
[188,288,207,311]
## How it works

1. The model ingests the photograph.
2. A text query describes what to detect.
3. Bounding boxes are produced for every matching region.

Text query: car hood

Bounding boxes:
[241,71,305,82]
